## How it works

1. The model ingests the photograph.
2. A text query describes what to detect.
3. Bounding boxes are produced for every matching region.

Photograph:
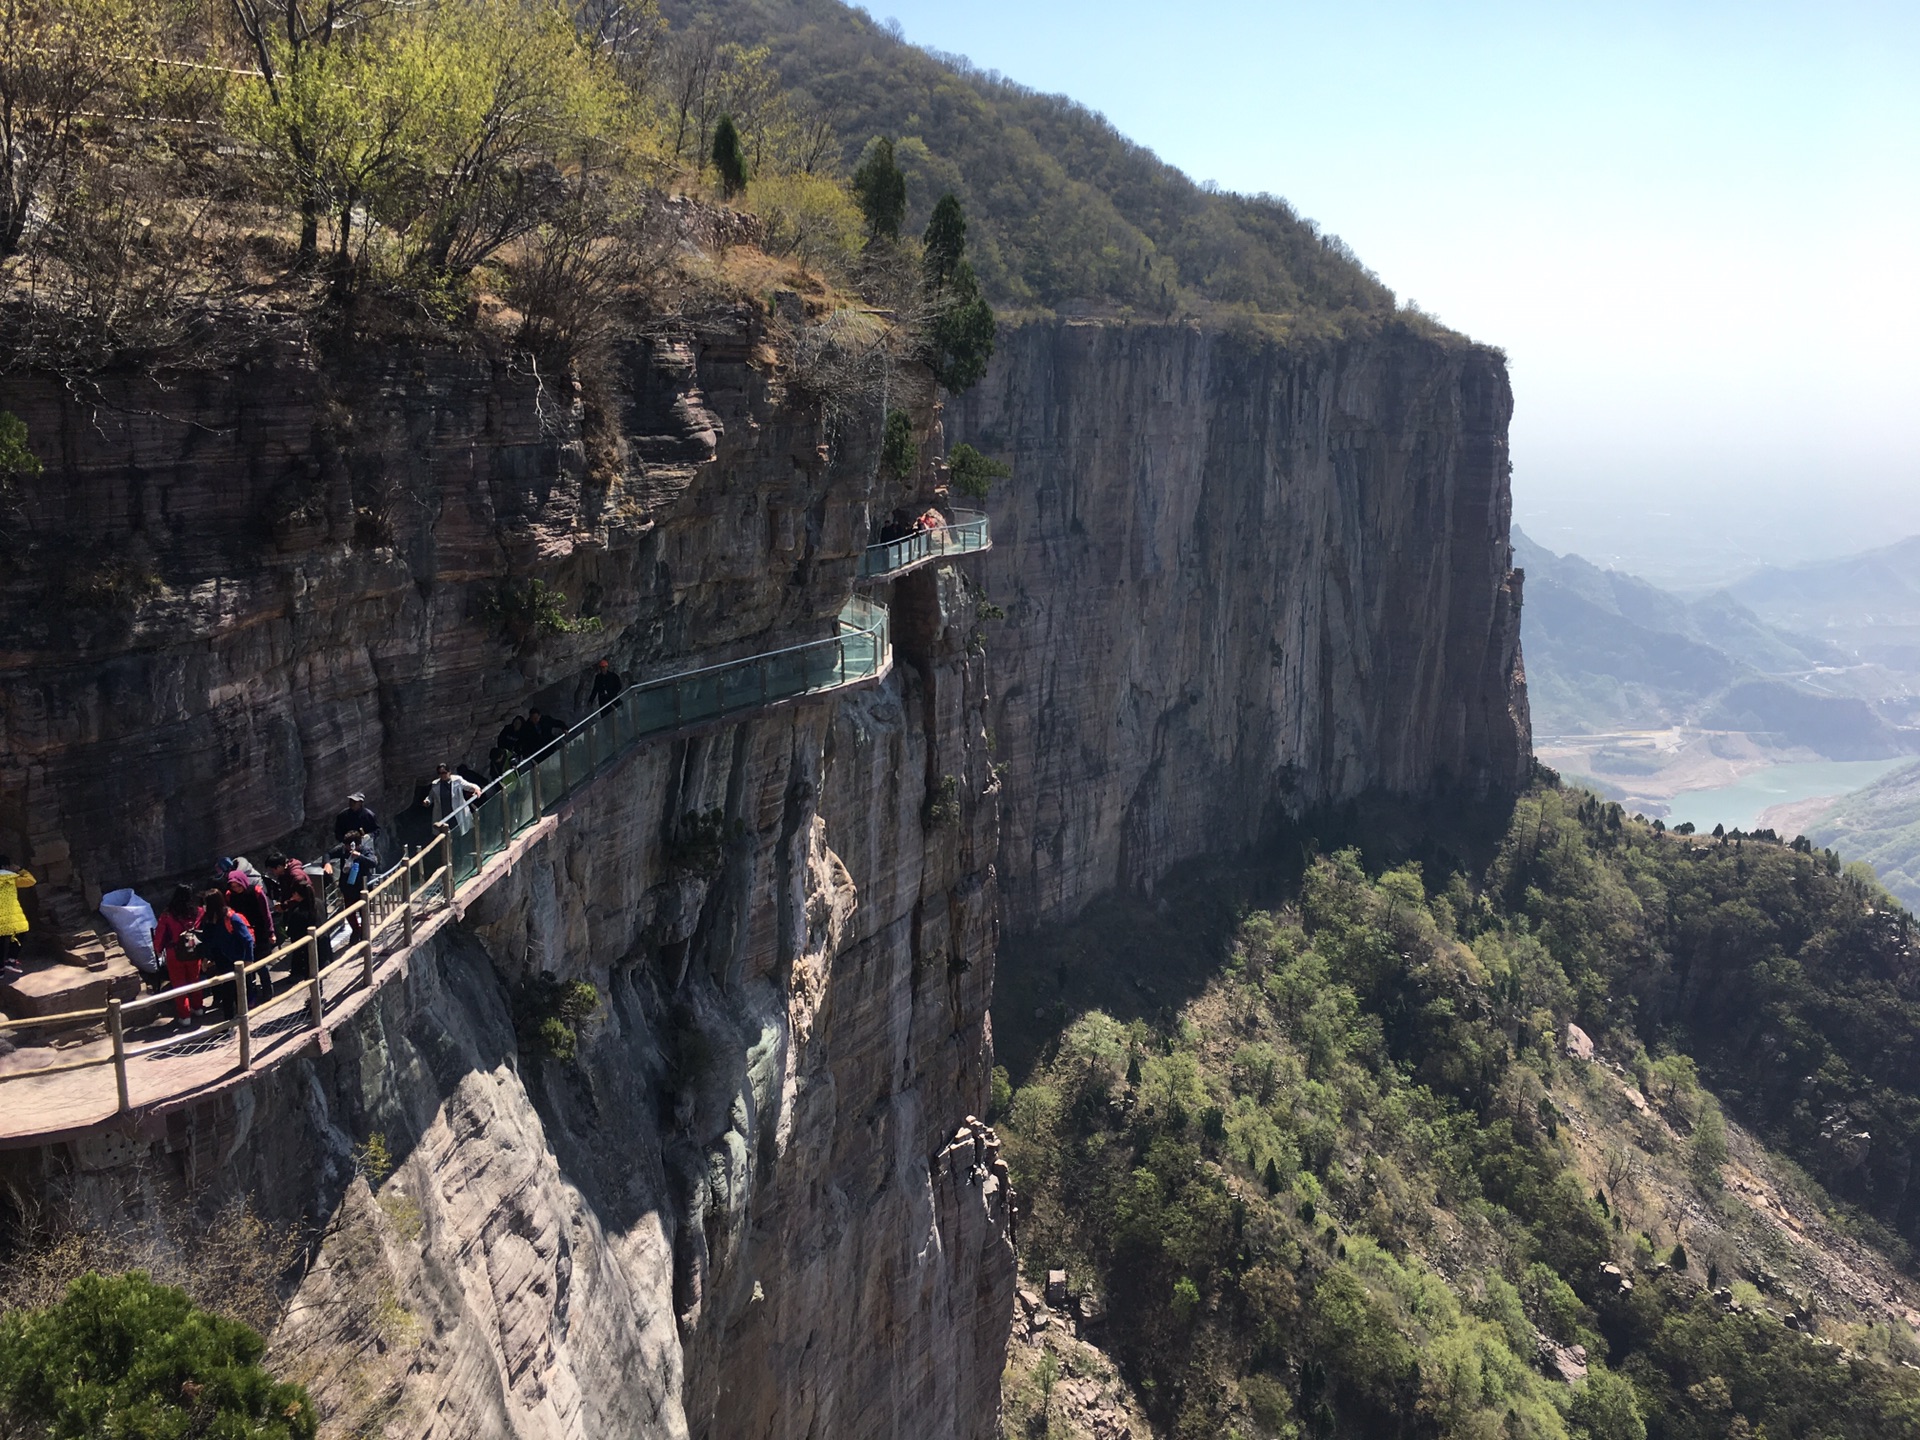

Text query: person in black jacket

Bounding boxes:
[589,658,624,711]
[525,708,566,755]
[334,792,380,846]
[265,849,327,979]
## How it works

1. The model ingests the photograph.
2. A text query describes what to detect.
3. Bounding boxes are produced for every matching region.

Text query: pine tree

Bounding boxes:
[711,114,748,199]
[916,191,995,394]
[923,193,966,288]
[926,261,995,392]
[850,136,906,241]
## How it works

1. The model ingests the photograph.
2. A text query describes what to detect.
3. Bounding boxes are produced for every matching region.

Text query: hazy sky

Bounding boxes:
[866,1,1920,583]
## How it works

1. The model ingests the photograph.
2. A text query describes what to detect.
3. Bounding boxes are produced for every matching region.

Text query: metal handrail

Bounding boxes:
[0,596,892,1128]
[858,509,990,580]
[442,596,890,888]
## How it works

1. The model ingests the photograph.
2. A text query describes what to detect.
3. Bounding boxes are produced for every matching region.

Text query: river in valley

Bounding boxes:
[1662,757,1914,833]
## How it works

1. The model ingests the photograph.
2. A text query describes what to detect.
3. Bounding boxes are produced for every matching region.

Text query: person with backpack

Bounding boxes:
[151,885,205,1025]
[265,850,326,980]
[219,859,277,956]
[197,887,257,1021]
[0,855,35,981]
[326,829,378,944]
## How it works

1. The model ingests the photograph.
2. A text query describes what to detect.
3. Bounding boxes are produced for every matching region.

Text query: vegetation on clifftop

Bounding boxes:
[665,0,1401,325]
[999,786,1920,1438]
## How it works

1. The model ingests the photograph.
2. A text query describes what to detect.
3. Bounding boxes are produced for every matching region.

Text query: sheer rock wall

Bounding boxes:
[948,319,1530,931]
[0,321,1011,1440]
[0,310,1526,1438]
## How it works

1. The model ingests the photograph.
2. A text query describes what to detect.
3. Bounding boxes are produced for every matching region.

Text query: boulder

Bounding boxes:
[1535,1334,1590,1383]
[1046,1269,1069,1307]
[1564,1023,1594,1061]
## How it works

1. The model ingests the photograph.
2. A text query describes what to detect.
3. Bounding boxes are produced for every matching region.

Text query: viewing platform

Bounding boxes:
[858,508,990,581]
[0,597,892,1146]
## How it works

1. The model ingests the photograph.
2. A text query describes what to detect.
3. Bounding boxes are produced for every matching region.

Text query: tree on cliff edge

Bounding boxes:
[711,113,748,198]
[920,193,994,393]
[851,135,906,242]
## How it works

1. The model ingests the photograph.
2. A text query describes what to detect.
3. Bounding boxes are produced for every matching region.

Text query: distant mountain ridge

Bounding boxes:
[1728,534,1920,672]
[1808,759,1920,910]
[1514,527,1918,757]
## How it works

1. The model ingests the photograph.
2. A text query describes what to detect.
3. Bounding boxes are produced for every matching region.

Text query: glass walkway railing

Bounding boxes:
[857,508,990,580]
[444,596,891,886]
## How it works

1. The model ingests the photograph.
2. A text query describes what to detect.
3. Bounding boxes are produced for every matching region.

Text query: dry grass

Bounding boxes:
[0,1188,306,1336]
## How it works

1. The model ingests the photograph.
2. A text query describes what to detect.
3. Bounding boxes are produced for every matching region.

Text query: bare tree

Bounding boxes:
[0,0,143,258]
[573,0,664,87]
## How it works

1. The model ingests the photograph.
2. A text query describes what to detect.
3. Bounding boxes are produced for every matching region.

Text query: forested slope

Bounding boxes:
[663,0,1398,322]
[995,785,1920,1439]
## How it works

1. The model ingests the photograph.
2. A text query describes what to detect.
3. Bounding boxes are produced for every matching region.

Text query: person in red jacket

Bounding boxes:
[151,884,204,1025]
[265,849,325,979]
[219,858,277,957]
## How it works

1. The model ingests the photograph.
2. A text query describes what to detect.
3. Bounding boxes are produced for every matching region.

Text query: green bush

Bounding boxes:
[989,1064,1013,1120]
[880,409,916,480]
[1566,1368,1646,1440]
[1170,1275,1200,1324]
[947,442,1010,499]
[0,1271,316,1439]
[481,577,601,643]
[514,974,601,1062]
[0,411,40,485]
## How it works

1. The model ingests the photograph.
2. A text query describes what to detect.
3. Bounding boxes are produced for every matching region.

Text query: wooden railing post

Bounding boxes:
[306,933,324,1030]
[108,998,130,1115]
[401,848,415,945]
[360,913,376,989]
[233,960,252,1069]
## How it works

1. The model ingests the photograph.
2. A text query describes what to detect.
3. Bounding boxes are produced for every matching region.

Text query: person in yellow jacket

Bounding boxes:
[0,854,33,980]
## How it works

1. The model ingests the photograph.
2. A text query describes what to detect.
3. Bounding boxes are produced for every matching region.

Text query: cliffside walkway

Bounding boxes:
[858,508,989,581]
[0,597,892,1146]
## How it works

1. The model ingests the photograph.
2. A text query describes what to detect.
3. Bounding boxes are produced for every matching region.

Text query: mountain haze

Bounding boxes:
[1512,527,1913,756]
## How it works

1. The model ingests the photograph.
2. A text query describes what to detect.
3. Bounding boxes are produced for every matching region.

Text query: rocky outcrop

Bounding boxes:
[0,313,854,893]
[949,319,1528,930]
[0,307,1525,1438]
[0,310,1012,1439]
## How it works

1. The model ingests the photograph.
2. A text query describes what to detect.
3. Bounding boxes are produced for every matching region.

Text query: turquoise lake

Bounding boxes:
[1663,758,1915,833]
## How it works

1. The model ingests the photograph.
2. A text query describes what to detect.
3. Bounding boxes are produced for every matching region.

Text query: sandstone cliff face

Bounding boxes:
[0,315,1013,1439]
[0,308,1526,1438]
[0,314,854,891]
[947,319,1529,931]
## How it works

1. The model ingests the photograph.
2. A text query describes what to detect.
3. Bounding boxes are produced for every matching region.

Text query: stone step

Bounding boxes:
[1,954,144,1022]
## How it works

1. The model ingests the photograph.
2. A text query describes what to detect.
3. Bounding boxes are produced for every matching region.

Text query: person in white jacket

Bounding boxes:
[430,763,483,834]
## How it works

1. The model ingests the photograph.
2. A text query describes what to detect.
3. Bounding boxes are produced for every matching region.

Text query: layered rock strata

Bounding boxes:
[947,319,1529,931]
[0,308,1528,1438]
[0,314,1012,1438]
